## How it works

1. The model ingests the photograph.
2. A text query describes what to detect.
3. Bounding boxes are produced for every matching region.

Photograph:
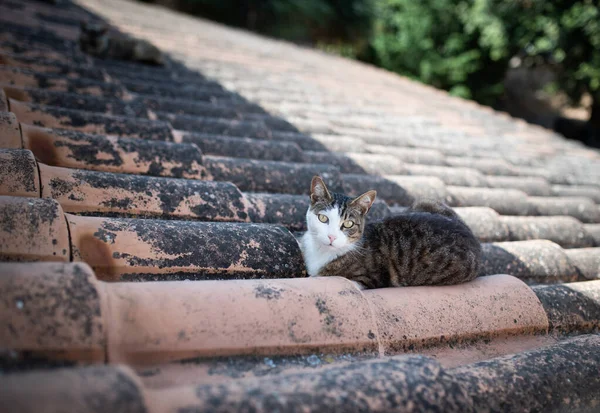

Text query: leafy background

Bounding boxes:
[141,0,600,147]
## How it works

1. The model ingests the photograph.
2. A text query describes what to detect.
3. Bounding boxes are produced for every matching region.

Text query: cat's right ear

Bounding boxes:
[350,190,377,215]
[310,176,332,204]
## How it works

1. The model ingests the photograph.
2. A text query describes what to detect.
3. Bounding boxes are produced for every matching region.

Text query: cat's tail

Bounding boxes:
[408,199,464,223]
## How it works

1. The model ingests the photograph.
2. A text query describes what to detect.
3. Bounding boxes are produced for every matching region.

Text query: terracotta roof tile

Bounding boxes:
[2,262,549,364]
[453,207,509,242]
[531,281,600,334]
[4,86,146,117]
[0,262,105,362]
[584,224,600,245]
[0,149,39,197]
[19,125,207,178]
[564,248,600,280]
[0,71,125,97]
[365,144,447,165]
[4,333,600,412]
[451,335,600,412]
[499,215,597,248]
[299,133,366,152]
[2,0,600,409]
[485,175,552,196]
[0,111,21,147]
[184,133,305,162]
[527,196,600,223]
[551,184,600,203]
[0,196,69,262]
[0,53,105,79]
[480,240,580,283]
[203,156,343,194]
[365,274,547,354]
[445,156,517,176]
[38,163,245,220]
[342,174,449,205]
[8,99,174,140]
[447,186,532,215]
[402,164,488,187]
[66,215,304,281]
[0,89,8,111]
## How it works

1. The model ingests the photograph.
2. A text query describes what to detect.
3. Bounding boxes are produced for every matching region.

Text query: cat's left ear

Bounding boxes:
[350,190,377,215]
[310,175,332,204]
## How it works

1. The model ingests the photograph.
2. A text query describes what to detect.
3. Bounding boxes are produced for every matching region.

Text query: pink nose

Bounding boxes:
[328,235,336,244]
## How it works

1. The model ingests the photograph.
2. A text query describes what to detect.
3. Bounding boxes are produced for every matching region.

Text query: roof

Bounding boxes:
[1,0,600,411]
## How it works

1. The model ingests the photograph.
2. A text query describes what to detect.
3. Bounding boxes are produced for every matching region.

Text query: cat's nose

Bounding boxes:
[328,235,336,244]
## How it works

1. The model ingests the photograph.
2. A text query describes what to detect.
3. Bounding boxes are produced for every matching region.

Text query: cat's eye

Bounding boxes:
[343,220,355,228]
[318,214,328,223]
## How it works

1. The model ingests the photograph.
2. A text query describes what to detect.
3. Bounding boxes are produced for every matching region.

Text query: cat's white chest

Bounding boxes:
[301,234,341,276]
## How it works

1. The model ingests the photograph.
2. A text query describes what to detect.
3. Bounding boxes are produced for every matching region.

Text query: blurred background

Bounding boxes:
[139,0,600,149]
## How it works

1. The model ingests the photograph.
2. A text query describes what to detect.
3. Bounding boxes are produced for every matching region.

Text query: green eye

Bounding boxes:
[318,214,328,223]
[343,220,354,228]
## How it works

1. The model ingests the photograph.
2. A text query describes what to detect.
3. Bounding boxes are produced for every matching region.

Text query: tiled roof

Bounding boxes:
[1,0,600,411]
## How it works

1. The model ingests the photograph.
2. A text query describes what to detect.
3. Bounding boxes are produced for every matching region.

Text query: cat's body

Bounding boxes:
[79,21,165,66]
[300,176,481,289]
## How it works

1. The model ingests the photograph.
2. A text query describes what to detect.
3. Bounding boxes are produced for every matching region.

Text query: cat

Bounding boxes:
[300,176,482,290]
[79,21,165,66]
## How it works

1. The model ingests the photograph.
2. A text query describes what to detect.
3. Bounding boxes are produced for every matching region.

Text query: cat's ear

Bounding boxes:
[80,20,88,30]
[350,190,377,215]
[310,176,332,204]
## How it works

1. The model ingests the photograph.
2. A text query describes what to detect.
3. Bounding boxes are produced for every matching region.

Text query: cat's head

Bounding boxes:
[79,21,109,54]
[306,176,376,250]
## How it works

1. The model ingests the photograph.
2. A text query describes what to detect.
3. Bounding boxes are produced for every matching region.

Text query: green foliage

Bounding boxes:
[362,0,600,109]
[555,2,600,103]
[365,0,524,104]
[506,1,600,119]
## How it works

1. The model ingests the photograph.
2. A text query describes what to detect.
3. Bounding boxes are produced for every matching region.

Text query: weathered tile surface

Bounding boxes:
[0,196,69,262]
[1,0,600,409]
[0,149,39,197]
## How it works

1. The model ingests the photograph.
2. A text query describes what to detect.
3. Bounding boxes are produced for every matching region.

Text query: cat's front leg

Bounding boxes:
[316,253,349,277]
[318,258,367,291]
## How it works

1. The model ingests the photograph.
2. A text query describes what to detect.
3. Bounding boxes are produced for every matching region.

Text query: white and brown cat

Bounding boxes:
[301,176,481,290]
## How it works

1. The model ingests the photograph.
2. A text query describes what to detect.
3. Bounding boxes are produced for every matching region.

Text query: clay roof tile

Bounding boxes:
[2,0,600,409]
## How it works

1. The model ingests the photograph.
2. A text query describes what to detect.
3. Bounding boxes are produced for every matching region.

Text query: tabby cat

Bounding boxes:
[79,21,165,66]
[300,176,482,289]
